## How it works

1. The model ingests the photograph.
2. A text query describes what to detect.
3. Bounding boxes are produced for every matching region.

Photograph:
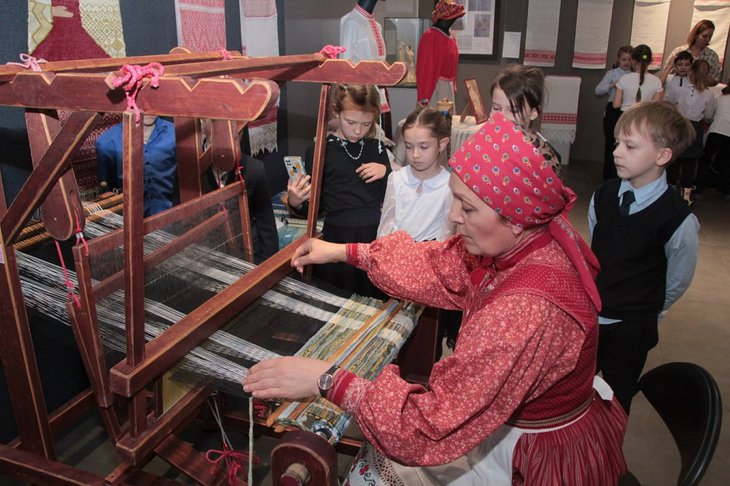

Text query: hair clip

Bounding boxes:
[642,54,648,60]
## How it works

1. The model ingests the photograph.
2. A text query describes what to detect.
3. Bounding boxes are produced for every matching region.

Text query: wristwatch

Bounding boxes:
[316,364,339,398]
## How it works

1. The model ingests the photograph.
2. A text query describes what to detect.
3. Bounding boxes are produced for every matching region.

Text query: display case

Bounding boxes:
[383,17,430,86]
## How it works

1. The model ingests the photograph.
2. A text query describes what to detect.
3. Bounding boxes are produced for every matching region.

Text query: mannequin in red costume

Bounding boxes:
[416,0,465,106]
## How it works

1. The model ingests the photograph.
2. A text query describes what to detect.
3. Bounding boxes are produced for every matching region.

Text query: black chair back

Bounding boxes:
[638,362,722,486]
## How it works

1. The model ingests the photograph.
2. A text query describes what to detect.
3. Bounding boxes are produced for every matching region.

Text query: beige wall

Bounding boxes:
[282,0,730,163]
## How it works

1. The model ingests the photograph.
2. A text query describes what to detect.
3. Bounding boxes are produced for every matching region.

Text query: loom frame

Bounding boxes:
[0,50,417,484]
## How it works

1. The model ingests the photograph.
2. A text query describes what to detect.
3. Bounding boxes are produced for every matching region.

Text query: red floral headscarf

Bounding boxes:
[432,0,466,23]
[448,112,601,310]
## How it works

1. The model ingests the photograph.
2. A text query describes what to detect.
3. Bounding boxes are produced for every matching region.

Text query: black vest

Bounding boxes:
[591,180,690,321]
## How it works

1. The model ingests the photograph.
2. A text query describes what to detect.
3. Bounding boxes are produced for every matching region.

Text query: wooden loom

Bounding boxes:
[0,51,438,485]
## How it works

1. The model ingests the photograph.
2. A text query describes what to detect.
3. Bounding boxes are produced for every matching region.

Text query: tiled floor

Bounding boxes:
[3,158,728,485]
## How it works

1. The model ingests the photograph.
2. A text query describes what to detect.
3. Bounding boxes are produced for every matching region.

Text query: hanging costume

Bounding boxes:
[416,0,465,106]
[339,5,390,113]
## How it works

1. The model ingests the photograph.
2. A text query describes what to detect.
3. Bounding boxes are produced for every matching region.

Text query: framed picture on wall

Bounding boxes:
[451,0,499,58]
[463,78,489,123]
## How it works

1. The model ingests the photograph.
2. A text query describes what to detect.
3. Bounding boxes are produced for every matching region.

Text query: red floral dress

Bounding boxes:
[326,231,627,485]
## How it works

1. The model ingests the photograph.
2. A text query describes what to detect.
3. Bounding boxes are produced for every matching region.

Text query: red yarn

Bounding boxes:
[54,240,80,309]
[219,48,233,60]
[319,45,346,59]
[205,443,260,486]
[111,63,165,123]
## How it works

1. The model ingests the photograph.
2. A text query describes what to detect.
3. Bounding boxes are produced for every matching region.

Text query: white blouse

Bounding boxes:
[377,166,454,242]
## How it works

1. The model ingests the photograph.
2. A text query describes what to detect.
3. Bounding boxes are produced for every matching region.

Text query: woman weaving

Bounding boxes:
[244,112,627,484]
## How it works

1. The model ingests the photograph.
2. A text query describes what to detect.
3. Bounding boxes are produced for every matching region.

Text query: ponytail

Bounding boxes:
[631,45,653,103]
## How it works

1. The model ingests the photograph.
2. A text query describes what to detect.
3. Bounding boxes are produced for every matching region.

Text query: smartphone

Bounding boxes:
[284,156,307,181]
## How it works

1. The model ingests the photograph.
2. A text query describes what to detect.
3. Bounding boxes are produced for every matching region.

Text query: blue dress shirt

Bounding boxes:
[96,117,177,216]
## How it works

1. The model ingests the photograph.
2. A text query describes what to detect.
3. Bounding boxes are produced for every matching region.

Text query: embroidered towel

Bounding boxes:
[572,0,614,69]
[175,0,226,52]
[542,76,582,144]
[524,0,562,67]
[630,0,671,69]
[240,0,280,155]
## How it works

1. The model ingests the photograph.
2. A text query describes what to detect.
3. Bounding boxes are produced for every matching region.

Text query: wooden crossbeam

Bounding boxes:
[0,73,278,120]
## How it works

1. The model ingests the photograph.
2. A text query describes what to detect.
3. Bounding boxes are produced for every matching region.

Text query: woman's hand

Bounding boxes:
[242,357,331,400]
[287,173,311,209]
[291,239,347,273]
[356,162,387,183]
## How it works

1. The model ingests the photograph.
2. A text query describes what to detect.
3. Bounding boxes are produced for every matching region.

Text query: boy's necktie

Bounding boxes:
[619,190,635,217]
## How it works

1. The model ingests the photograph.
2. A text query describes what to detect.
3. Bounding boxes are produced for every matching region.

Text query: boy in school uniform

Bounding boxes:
[662,50,693,101]
[588,101,700,413]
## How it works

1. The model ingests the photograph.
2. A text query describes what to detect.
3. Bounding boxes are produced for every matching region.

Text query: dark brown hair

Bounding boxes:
[631,45,652,103]
[491,64,544,130]
[402,106,451,141]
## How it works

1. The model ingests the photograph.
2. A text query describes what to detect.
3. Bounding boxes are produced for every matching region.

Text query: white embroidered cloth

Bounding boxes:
[524,0,562,67]
[542,76,581,144]
[630,0,671,70]
[240,0,280,155]
[572,0,614,69]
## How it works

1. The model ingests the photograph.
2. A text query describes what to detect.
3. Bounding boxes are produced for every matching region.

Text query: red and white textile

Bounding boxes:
[27,0,125,194]
[29,0,125,60]
[572,0,614,69]
[542,76,582,144]
[416,27,459,105]
[240,0,280,155]
[630,0,671,70]
[691,0,730,66]
[524,0,561,67]
[339,5,390,113]
[174,0,226,53]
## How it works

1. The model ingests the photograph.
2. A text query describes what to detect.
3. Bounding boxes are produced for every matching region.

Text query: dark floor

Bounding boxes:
[2,158,728,485]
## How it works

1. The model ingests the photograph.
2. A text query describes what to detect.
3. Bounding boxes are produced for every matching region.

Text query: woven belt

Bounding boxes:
[506,391,595,429]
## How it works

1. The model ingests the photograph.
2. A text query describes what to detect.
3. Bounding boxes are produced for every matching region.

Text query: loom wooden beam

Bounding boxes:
[287,59,407,85]
[0,111,98,245]
[155,52,326,79]
[173,117,207,203]
[0,73,278,121]
[25,110,87,241]
[115,384,210,466]
[121,113,148,439]
[0,50,241,82]
[0,443,106,486]
[307,84,330,238]
[108,235,308,397]
[84,183,243,258]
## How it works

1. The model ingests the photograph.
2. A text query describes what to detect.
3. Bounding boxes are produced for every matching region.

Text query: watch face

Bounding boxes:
[318,373,334,391]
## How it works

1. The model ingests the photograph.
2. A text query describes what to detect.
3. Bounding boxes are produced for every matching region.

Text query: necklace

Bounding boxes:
[338,137,365,160]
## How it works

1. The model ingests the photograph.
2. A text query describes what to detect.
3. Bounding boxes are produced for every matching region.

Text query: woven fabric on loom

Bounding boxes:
[691,0,729,66]
[239,0,280,155]
[16,192,417,444]
[630,0,671,70]
[175,0,226,52]
[572,0,614,69]
[524,0,562,67]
